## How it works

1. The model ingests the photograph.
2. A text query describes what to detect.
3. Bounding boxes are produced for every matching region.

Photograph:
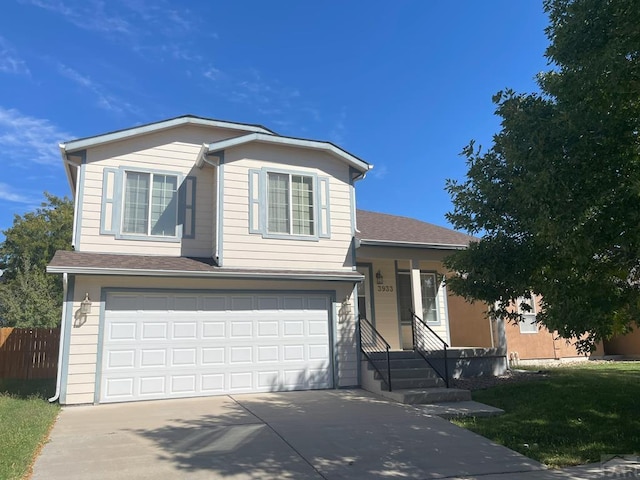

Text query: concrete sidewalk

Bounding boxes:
[32,390,598,479]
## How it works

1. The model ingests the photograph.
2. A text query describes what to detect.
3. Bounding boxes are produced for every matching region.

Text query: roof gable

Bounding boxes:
[60,115,275,154]
[203,132,372,173]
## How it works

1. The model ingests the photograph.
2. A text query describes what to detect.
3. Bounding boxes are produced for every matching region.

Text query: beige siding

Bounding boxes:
[77,125,242,257]
[367,259,402,349]
[63,275,358,405]
[221,144,354,271]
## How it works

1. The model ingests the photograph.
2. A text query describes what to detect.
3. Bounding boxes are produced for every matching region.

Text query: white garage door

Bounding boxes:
[100,291,332,403]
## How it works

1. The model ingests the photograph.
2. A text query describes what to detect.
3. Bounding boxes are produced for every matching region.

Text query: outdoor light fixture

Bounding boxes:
[376,270,383,285]
[80,293,92,315]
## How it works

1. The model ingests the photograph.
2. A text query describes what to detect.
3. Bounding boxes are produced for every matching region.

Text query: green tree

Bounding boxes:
[0,193,73,327]
[444,0,640,352]
[0,260,61,327]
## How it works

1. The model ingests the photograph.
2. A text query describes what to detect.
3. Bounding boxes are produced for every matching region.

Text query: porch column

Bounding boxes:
[410,259,423,319]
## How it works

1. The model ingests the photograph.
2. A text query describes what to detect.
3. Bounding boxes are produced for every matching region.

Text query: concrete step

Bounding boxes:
[381,378,444,390]
[373,367,442,380]
[418,401,504,419]
[378,387,472,405]
[367,351,423,360]
[369,358,438,369]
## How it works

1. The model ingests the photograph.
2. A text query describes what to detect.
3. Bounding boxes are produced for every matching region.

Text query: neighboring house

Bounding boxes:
[501,295,604,364]
[605,328,640,359]
[47,115,497,406]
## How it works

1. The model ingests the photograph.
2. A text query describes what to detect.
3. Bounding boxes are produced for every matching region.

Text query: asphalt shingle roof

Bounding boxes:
[48,250,362,279]
[356,210,476,246]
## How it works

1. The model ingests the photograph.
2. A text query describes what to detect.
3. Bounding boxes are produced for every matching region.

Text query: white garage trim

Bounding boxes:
[95,288,337,403]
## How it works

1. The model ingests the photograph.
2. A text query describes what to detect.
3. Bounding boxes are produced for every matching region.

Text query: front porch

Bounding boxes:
[355,247,507,404]
[355,247,503,353]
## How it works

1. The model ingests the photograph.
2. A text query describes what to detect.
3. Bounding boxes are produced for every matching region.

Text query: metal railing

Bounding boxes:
[410,311,450,388]
[358,316,392,391]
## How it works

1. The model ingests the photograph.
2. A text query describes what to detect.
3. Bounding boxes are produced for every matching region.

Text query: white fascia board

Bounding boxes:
[46,265,364,282]
[60,144,76,194]
[357,239,469,250]
[60,117,273,154]
[208,133,372,173]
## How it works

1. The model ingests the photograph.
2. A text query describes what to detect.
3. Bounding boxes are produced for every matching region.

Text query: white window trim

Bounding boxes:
[247,167,331,242]
[267,171,315,237]
[116,167,184,242]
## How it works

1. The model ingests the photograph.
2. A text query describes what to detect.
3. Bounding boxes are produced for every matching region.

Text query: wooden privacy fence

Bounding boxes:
[0,327,60,379]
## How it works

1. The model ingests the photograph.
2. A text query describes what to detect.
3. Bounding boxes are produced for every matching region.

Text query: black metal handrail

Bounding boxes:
[358,316,392,391]
[410,311,450,388]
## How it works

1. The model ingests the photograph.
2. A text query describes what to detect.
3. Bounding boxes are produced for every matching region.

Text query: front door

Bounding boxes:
[397,272,439,349]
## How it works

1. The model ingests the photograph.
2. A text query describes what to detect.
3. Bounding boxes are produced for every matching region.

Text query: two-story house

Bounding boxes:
[48,115,501,405]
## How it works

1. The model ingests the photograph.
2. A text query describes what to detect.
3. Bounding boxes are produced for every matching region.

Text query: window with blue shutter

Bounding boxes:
[247,168,330,241]
[100,167,196,242]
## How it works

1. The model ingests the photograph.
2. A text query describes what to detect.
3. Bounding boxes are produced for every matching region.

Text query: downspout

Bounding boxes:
[201,155,221,264]
[49,272,68,403]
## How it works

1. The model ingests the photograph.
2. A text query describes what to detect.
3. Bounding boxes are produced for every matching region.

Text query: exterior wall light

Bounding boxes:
[376,270,383,285]
[80,293,92,315]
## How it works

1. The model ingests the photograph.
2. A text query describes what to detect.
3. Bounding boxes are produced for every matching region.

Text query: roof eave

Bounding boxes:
[207,133,371,173]
[46,265,364,282]
[60,116,274,154]
[356,239,469,250]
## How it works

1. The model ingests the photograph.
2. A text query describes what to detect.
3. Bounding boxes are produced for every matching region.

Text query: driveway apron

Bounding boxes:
[32,389,578,479]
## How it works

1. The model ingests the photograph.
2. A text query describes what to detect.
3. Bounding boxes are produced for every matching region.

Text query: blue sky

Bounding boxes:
[0,1,549,238]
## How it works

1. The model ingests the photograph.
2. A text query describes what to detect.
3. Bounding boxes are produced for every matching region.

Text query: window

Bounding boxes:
[397,272,439,324]
[267,172,314,236]
[518,296,538,334]
[122,171,178,237]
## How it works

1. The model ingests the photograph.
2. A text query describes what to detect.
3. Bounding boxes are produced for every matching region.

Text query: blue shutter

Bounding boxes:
[318,176,331,238]
[100,168,121,235]
[248,169,263,234]
[179,176,197,239]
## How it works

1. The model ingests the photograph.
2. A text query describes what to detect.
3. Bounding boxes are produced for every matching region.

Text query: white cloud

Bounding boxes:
[0,183,38,204]
[0,37,30,75]
[24,0,132,35]
[328,108,347,144]
[57,63,139,115]
[24,0,206,63]
[0,106,70,166]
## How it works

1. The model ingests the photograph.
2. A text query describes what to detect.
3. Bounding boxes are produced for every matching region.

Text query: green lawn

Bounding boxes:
[0,379,60,480]
[454,362,640,468]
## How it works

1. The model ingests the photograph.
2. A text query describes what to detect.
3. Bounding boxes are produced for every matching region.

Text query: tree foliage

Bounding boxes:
[0,193,73,327]
[0,260,61,327]
[444,0,640,351]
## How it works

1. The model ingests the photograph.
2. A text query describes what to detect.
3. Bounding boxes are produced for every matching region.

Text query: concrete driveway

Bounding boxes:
[31,390,596,479]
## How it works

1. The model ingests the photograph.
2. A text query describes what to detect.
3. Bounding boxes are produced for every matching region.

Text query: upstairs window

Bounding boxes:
[100,167,195,242]
[267,172,315,236]
[122,172,178,237]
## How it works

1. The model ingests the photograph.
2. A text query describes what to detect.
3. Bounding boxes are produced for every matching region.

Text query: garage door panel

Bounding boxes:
[109,322,136,341]
[230,321,252,338]
[141,349,166,367]
[101,292,332,403]
[257,345,279,362]
[202,347,225,364]
[173,322,197,339]
[202,321,225,338]
[142,323,168,340]
[107,350,135,368]
[140,376,165,395]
